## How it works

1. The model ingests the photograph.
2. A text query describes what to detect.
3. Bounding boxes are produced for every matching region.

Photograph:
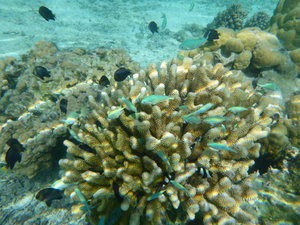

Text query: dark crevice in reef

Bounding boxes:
[248,153,281,175]
[51,136,68,169]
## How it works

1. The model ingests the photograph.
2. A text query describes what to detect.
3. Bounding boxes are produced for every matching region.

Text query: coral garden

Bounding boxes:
[0,41,139,178]
[0,1,299,225]
[0,33,299,225]
[59,56,284,224]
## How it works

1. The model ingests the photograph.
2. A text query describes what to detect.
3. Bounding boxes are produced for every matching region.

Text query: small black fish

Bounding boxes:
[270,113,280,127]
[36,188,64,206]
[5,138,25,169]
[95,120,103,129]
[33,66,51,80]
[252,79,258,88]
[114,68,131,82]
[39,6,55,21]
[204,29,220,41]
[59,98,68,114]
[190,143,196,151]
[148,21,158,33]
[99,75,110,87]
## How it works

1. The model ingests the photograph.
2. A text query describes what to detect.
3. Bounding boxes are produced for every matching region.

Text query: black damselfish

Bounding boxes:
[148,21,158,33]
[59,98,68,114]
[33,66,51,80]
[204,29,220,41]
[36,188,64,206]
[114,68,131,82]
[5,138,25,169]
[99,75,110,86]
[39,6,55,21]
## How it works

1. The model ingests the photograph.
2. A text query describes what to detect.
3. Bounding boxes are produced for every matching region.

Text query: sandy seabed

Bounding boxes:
[0,0,278,67]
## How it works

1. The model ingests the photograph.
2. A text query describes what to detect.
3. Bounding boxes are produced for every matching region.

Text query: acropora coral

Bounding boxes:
[58,55,283,224]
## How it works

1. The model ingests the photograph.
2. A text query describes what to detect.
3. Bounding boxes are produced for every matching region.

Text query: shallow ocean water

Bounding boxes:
[0,0,299,225]
[0,0,278,67]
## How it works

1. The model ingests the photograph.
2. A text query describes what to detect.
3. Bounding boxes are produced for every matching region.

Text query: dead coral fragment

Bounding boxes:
[59,57,282,225]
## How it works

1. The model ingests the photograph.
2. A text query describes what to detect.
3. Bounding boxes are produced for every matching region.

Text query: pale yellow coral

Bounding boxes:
[58,56,283,225]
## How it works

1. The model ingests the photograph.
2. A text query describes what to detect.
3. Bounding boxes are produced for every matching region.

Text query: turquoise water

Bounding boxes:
[0,0,278,66]
[0,0,299,225]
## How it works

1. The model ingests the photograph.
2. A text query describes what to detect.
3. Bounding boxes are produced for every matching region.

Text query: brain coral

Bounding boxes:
[58,55,282,225]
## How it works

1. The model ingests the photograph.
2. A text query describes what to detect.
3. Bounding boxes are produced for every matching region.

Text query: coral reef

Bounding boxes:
[0,41,139,178]
[59,55,283,224]
[286,92,300,147]
[287,92,300,127]
[269,0,300,51]
[253,146,300,224]
[206,4,248,31]
[244,12,271,30]
[289,49,300,73]
[184,27,296,74]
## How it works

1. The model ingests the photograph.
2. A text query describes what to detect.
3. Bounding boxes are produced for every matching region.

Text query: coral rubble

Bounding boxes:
[59,55,283,224]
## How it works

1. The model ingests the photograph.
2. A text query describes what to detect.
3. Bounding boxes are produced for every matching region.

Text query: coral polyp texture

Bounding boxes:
[59,56,283,225]
[184,27,297,74]
[206,4,248,31]
[244,12,271,30]
[269,0,300,51]
[0,41,139,178]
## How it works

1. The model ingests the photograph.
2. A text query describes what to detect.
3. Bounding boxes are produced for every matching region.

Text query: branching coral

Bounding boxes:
[59,56,282,224]
[244,12,271,30]
[206,4,248,31]
[0,41,139,178]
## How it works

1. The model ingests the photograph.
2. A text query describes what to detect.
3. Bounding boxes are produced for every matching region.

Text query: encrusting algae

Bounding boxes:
[58,55,284,225]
